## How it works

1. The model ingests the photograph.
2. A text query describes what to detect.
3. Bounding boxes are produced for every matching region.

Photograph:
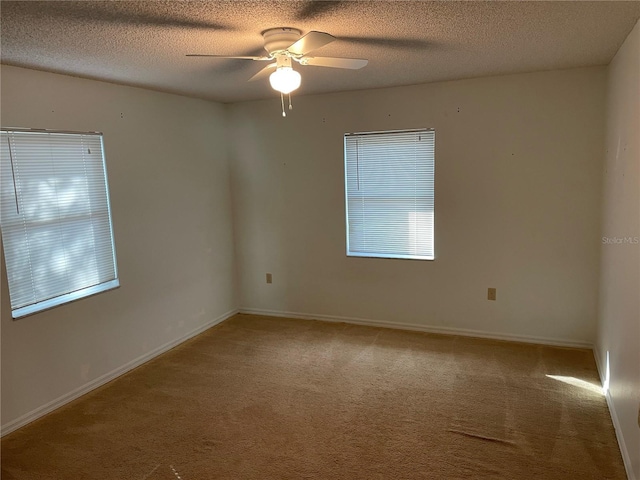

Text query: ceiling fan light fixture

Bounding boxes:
[269,66,301,94]
[187,28,367,116]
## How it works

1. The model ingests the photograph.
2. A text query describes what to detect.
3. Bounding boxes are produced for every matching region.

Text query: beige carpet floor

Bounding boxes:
[1,314,626,479]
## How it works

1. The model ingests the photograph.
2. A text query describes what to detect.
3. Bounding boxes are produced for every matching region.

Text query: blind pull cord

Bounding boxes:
[280,92,286,117]
[356,140,360,191]
[7,137,20,214]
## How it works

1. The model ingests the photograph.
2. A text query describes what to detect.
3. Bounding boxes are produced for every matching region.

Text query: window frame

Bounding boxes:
[0,127,119,319]
[343,128,435,261]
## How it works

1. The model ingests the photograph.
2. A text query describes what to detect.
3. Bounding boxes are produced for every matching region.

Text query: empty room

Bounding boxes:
[1,1,639,479]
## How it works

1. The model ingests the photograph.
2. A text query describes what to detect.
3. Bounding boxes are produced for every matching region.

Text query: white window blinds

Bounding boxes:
[344,129,435,260]
[0,129,119,318]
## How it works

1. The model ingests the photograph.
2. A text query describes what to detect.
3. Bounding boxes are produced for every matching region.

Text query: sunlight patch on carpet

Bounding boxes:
[545,374,603,395]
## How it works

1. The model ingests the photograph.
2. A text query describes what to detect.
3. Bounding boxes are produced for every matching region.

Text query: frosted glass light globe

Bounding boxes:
[269,67,301,94]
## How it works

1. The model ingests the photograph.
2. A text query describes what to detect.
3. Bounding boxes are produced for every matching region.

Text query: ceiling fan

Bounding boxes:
[187,27,368,116]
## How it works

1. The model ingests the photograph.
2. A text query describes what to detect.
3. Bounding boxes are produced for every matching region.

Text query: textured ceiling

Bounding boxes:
[1,1,639,103]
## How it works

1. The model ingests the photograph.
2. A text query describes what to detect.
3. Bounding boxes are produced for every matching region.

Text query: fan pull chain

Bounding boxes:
[280,92,286,117]
[288,93,293,111]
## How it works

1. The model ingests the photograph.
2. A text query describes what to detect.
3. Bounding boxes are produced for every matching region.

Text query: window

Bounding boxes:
[0,129,119,318]
[344,129,435,260]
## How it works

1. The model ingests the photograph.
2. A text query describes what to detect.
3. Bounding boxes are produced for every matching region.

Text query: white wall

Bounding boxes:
[597,19,640,480]
[229,67,606,346]
[0,44,633,473]
[0,66,237,431]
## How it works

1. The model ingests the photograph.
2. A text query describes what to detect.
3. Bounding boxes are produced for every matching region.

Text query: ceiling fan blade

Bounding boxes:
[248,63,277,82]
[186,55,271,61]
[287,31,336,56]
[302,57,368,69]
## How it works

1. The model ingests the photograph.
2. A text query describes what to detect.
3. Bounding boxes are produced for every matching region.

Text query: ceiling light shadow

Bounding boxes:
[295,1,347,21]
[13,1,232,31]
[340,36,436,50]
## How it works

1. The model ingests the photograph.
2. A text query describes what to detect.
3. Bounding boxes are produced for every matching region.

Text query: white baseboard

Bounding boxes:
[593,347,636,480]
[238,308,593,349]
[1,308,238,437]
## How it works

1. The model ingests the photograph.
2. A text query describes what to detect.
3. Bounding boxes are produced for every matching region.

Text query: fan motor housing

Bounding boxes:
[262,27,302,54]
